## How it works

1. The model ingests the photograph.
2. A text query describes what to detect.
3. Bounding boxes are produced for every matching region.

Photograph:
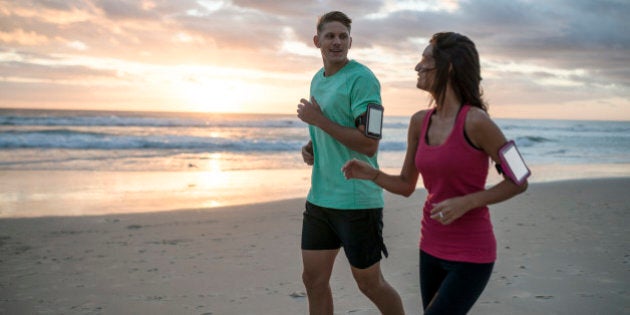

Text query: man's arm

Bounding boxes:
[302,140,314,165]
[297,98,379,157]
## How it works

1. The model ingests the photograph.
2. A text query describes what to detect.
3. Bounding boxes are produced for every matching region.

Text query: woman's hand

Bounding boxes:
[430,196,472,225]
[341,159,379,180]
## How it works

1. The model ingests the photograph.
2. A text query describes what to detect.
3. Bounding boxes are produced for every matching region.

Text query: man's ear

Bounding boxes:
[313,35,320,48]
[349,36,352,49]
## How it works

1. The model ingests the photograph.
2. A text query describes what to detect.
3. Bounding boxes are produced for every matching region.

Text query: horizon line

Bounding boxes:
[1,106,629,122]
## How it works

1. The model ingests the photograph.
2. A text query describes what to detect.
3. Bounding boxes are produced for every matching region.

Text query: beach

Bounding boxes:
[1,177,629,314]
[1,109,629,313]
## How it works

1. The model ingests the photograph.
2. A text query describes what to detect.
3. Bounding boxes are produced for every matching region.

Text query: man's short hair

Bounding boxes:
[317,11,352,34]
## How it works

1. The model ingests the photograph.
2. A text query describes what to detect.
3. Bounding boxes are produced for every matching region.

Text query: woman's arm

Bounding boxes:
[342,111,425,197]
[430,108,528,225]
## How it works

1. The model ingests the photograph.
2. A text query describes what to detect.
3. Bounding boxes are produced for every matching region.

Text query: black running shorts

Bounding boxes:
[301,201,388,269]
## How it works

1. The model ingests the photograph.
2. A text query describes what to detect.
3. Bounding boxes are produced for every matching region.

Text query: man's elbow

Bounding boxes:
[363,141,379,157]
[355,146,377,157]
[364,148,377,158]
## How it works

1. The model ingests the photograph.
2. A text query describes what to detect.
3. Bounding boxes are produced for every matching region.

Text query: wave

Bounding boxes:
[500,120,630,135]
[0,112,411,130]
[515,136,553,147]
[0,129,304,152]
[0,128,410,152]
[0,115,305,129]
[379,141,406,151]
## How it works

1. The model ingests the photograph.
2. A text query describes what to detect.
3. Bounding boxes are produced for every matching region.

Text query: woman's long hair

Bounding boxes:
[430,32,487,111]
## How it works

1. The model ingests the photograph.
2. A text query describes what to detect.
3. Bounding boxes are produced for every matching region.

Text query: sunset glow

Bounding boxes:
[1,0,628,120]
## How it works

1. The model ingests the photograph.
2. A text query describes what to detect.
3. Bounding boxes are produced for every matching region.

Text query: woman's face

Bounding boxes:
[414,44,436,91]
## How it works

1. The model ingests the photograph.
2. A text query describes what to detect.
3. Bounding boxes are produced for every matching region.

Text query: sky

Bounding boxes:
[1,0,629,120]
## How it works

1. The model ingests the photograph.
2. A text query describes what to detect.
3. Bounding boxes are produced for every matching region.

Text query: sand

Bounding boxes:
[1,178,629,314]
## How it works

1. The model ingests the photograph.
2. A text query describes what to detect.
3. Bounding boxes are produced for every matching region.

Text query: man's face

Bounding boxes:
[314,21,352,65]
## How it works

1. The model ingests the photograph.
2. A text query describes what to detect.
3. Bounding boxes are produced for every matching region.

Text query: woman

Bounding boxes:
[342,32,528,314]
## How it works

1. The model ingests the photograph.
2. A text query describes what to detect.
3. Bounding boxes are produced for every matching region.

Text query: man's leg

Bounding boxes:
[351,262,405,315]
[302,249,339,315]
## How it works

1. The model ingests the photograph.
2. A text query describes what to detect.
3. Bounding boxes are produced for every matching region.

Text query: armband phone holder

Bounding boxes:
[497,140,530,185]
[364,103,383,139]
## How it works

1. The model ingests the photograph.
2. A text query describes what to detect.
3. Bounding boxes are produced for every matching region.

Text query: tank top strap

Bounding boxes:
[454,105,472,135]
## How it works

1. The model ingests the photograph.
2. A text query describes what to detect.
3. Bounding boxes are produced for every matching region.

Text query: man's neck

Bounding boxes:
[323,59,350,77]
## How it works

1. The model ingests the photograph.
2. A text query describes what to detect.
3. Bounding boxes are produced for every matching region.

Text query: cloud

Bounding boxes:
[94,0,159,20]
[232,0,385,17]
[0,60,117,81]
[0,29,50,45]
[0,0,628,118]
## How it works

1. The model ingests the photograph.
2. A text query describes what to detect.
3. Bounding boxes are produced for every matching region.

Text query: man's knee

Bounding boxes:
[352,264,385,295]
[301,249,338,291]
[357,276,384,296]
[302,269,329,291]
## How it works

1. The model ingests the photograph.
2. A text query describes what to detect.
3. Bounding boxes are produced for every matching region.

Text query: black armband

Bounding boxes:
[355,113,367,127]
[495,163,504,175]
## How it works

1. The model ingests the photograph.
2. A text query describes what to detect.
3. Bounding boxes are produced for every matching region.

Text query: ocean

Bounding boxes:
[1,108,629,170]
[1,108,629,217]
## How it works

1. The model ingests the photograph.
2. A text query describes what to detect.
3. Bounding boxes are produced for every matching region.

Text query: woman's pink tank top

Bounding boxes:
[414,105,496,263]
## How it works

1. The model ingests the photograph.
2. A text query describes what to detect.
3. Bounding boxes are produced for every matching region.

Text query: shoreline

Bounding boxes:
[1,178,629,314]
[1,163,629,218]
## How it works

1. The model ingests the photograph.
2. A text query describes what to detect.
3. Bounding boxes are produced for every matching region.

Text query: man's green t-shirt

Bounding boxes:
[307,60,384,210]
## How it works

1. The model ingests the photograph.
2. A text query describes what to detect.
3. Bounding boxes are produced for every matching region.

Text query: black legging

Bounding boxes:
[420,250,494,315]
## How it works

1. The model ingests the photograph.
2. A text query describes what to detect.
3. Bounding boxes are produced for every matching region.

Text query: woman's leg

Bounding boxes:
[420,250,494,315]
[419,250,447,309]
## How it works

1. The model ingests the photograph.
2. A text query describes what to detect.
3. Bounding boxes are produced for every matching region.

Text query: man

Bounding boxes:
[296,11,404,315]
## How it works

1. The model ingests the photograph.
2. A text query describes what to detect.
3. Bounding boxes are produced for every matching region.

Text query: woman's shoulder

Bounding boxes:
[465,106,494,129]
[408,109,432,133]
[464,106,504,146]
[411,109,431,123]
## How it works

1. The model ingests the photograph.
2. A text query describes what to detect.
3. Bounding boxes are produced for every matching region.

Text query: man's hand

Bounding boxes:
[297,97,323,126]
[302,141,314,165]
[296,97,378,157]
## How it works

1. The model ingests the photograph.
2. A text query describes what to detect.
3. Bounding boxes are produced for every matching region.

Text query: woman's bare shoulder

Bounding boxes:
[465,107,497,131]
[410,109,431,124]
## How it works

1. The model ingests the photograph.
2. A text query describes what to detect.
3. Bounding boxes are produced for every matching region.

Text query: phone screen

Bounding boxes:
[500,141,530,184]
[366,104,383,139]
